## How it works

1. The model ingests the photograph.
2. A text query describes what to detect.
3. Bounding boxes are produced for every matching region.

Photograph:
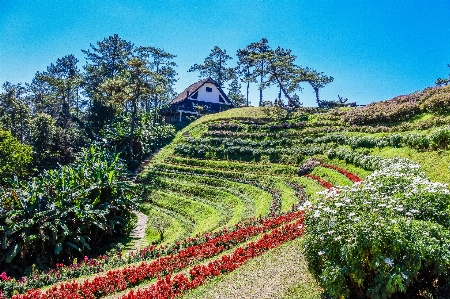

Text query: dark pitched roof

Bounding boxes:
[170,77,232,106]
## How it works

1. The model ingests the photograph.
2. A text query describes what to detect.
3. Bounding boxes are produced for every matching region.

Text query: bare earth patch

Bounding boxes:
[129,210,148,251]
[183,237,322,299]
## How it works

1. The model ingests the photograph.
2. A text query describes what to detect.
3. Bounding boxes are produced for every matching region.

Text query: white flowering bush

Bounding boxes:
[303,158,450,299]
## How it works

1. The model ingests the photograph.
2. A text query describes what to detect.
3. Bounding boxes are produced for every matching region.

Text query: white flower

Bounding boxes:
[318,250,325,256]
[384,257,394,266]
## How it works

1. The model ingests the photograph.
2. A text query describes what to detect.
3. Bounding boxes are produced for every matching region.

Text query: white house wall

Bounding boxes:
[189,83,222,103]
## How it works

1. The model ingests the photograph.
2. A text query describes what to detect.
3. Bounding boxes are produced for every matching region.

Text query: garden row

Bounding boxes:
[191,125,450,152]
[205,113,450,136]
[2,211,304,299]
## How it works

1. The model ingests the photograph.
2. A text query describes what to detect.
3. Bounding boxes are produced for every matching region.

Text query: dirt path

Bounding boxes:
[127,151,161,252]
[183,237,322,299]
[129,210,149,252]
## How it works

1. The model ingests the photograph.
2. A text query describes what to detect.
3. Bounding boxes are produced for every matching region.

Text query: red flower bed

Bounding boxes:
[320,164,362,183]
[304,174,334,189]
[10,212,303,299]
[119,218,305,299]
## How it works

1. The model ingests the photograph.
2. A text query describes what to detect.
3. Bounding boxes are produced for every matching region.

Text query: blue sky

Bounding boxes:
[1,0,449,107]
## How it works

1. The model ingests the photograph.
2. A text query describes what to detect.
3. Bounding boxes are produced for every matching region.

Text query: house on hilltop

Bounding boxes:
[167,77,234,122]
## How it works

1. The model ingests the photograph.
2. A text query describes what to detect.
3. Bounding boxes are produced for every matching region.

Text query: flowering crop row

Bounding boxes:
[320,164,362,183]
[5,212,303,299]
[174,142,324,164]
[341,85,450,125]
[191,126,450,155]
[0,176,292,293]
[118,218,305,299]
[303,174,334,189]
[284,182,308,210]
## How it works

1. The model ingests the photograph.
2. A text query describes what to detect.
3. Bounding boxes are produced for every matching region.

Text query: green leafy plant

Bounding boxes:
[0,146,138,272]
[303,158,450,298]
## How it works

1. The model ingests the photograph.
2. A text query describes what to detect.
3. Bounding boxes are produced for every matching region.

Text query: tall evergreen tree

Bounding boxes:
[135,46,178,117]
[0,82,30,142]
[188,46,233,87]
[306,70,334,107]
[236,48,256,106]
[100,57,161,149]
[247,38,270,106]
[35,55,82,122]
[227,75,246,107]
[82,34,134,132]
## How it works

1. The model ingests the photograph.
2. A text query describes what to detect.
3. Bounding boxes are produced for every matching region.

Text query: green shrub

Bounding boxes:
[420,86,450,114]
[303,158,450,298]
[0,146,137,272]
[0,129,32,185]
[429,126,450,150]
[402,133,429,150]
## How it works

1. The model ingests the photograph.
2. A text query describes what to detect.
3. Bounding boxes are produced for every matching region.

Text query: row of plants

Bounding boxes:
[1,211,304,298]
[340,85,450,125]
[154,172,272,217]
[203,114,450,140]
[320,164,362,183]
[147,167,283,217]
[168,156,298,177]
[207,117,342,134]
[303,156,450,298]
[0,146,138,275]
[326,147,410,171]
[173,142,325,163]
[0,207,302,298]
[303,174,334,189]
[198,124,450,152]
[116,218,305,299]
[184,136,294,148]
[316,128,450,151]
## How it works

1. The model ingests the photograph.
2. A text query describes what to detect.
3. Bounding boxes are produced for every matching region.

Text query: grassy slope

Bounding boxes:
[133,107,361,297]
[183,237,322,299]
[136,101,449,297]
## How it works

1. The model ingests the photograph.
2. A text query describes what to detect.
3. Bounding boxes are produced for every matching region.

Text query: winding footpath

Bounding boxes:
[128,151,161,252]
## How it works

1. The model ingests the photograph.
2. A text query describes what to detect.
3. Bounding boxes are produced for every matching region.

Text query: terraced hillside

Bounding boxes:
[3,85,450,299]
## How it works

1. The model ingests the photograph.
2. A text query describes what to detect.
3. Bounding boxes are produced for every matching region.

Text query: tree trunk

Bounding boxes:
[314,87,320,107]
[259,75,263,106]
[273,73,293,103]
[246,81,250,106]
[130,97,137,150]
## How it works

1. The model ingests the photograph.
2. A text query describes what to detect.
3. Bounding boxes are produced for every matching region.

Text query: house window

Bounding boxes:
[206,87,212,92]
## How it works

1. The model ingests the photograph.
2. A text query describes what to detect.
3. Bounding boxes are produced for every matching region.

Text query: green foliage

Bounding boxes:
[420,85,450,114]
[29,113,61,169]
[303,158,450,298]
[188,46,234,87]
[0,129,32,185]
[227,77,246,107]
[0,146,137,272]
[101,113,176,169]
[0,82,30,142]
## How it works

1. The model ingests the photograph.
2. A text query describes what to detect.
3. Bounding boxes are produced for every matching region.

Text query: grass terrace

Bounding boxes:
[3,85,450,299]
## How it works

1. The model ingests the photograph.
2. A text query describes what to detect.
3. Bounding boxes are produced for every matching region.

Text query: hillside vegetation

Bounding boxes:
[2,85,450,299]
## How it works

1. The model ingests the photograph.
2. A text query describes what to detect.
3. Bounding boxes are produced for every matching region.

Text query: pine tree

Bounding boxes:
[188,46,233,87]
[227,76,246,107]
